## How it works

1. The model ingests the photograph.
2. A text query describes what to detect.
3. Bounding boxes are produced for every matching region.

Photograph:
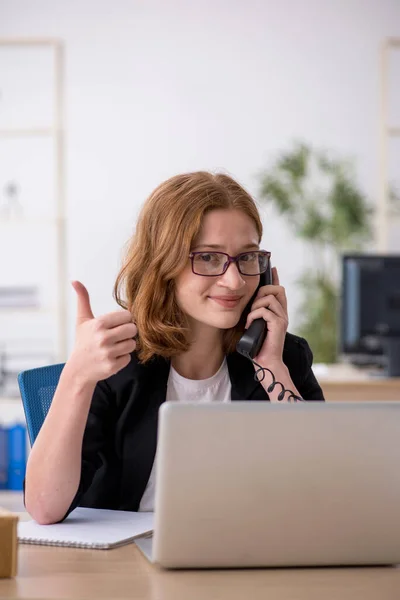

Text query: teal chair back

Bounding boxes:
[17,364,65,445]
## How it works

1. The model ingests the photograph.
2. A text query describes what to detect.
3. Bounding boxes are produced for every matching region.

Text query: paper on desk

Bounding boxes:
[18,507,154,549]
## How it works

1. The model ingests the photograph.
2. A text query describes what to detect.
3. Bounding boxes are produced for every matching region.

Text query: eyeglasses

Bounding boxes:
[189,250,271,277]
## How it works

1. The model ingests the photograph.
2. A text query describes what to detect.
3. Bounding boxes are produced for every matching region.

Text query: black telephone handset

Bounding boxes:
[236,263,272,360]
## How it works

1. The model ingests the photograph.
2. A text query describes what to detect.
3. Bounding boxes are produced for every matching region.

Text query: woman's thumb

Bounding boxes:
[71,280,95,322]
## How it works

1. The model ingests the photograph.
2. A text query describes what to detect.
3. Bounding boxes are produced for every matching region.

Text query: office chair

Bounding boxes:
[17,364,65,445]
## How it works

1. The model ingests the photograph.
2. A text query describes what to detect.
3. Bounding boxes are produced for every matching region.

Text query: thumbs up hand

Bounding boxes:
[69,281,137,384]
[72,280,95,323]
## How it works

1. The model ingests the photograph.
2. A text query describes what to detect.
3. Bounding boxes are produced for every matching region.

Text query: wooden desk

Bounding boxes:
[322,378,400,401]
[0,542,399,600]
[313,365,400,401]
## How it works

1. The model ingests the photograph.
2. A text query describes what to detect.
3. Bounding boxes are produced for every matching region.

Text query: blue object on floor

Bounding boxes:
[7,423,26,491]
[0,424,8,489]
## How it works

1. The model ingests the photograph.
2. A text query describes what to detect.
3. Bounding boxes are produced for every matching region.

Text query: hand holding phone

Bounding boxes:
[236,265,302,401]
[236,265,272,359]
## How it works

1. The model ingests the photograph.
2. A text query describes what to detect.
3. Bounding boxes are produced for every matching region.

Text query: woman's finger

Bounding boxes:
[250,293,288,321]
[246,301,288,330]
[109,338,137,358]
[272,266,280,286]
[245,306,288,331]
[256,284,287,312]
[105,322,137,344]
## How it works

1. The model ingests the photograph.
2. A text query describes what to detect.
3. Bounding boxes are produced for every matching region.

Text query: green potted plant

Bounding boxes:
[258,142,374,363]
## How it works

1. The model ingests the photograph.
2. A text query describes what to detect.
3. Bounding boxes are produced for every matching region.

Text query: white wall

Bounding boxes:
[0,0,399,356]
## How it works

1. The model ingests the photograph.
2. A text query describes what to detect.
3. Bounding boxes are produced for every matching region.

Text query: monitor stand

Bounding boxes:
[384,338,400,377]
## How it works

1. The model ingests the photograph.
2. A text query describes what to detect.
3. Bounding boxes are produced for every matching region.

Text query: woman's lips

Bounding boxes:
[209,296,243,308]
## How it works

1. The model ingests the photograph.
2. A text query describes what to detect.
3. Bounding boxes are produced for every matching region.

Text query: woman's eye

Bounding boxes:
[199,253,219,262]
[241,252,257,262]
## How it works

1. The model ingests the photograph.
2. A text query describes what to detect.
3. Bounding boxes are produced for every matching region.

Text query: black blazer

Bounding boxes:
[64,332,324,519]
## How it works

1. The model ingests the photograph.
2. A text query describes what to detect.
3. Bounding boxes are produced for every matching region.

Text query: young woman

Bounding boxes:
[24,171,324,524]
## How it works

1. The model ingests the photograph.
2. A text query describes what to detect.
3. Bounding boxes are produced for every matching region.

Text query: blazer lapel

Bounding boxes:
[227,351,269,401]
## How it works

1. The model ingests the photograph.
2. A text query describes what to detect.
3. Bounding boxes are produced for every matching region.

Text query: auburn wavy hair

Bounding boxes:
[114,171,263,362]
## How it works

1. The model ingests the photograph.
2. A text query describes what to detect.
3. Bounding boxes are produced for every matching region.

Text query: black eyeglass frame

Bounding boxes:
[188,250,271,277]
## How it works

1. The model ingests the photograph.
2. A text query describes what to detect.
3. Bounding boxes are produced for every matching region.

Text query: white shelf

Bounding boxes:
[378,38,400,251]
[0,37,67,361]
[0,397,25,426]
[0,307,56,314]
[0,218,63,227]
[0,397,21,403]
[0,128,54,137]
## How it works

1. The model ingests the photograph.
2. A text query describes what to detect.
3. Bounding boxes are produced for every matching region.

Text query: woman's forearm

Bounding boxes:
[258,361,302,402]
[24,362,96,524]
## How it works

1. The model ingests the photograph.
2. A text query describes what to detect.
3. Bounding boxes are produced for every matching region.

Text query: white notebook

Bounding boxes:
[18,507,154,550]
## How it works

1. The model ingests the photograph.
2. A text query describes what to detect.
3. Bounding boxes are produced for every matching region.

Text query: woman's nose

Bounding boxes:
[216,262,246,289]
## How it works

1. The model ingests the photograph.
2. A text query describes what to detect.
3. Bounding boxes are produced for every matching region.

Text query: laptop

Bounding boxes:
[135,401,400,568]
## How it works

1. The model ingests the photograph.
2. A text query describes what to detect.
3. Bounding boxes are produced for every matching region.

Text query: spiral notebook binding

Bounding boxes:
[18,535,136,549]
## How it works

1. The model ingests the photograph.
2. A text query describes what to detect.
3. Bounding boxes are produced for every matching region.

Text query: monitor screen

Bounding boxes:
[340,254,400,372]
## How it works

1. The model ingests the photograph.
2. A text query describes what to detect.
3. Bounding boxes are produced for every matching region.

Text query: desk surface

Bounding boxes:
[321,378,400,401]
[0,509,399,600]
[0,542,399,600]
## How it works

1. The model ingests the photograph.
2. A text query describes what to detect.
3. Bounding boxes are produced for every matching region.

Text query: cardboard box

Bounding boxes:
[0,508,18,578]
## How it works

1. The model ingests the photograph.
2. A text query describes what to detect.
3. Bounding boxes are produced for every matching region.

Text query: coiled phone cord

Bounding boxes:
[248,356,304,403]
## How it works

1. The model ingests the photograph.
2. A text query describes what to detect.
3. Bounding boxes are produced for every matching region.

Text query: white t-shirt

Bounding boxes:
[138,359,231,511]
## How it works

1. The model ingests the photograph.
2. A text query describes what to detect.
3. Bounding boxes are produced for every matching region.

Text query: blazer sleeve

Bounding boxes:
[59,378,117,520]
[298,337,325,401]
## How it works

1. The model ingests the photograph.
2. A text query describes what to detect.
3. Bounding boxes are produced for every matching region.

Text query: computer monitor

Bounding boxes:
[340,254,400,377]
